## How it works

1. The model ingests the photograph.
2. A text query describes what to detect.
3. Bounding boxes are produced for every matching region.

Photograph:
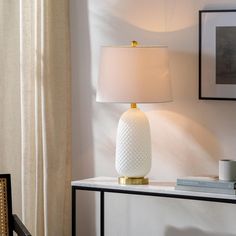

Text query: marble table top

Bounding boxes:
[72,177,236,202]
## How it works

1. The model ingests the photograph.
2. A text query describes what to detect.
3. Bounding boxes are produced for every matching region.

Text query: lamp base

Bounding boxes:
[116,106,151,178]
[118,176,149,185]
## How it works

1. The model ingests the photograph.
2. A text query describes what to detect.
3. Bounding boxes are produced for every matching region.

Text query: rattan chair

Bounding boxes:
[0,174,31,236]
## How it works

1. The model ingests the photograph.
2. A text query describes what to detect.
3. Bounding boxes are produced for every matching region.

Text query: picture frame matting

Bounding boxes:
[199,9,236,100]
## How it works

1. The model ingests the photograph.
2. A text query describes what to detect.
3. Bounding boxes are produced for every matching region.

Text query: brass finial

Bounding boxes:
[131,41,138,47]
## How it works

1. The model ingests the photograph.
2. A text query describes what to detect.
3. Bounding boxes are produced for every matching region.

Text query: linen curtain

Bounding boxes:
[0,0,71,235]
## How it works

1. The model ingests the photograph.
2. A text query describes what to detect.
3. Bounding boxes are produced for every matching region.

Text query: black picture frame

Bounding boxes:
[199,9,236,100]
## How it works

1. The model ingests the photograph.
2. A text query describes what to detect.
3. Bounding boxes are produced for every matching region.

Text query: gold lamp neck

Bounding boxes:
[131,103,137,109]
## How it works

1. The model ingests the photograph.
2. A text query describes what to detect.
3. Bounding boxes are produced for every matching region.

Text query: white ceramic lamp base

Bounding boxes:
[115,106,151,184]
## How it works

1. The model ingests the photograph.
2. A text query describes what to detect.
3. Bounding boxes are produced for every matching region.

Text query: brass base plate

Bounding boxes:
[118,177,149,185]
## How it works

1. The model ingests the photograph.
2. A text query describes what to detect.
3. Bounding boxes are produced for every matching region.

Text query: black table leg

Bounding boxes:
[100,191,105,236]
[72,186,76,236]
[72,187,105,236]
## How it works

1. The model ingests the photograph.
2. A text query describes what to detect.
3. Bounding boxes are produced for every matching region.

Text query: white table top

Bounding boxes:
[71,177,236,202]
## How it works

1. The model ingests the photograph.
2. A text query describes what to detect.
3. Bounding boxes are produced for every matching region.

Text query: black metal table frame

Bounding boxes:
[72,185,236,236]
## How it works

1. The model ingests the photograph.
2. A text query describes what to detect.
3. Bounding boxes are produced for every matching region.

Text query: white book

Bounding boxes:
[175,185,236,195]
[176,176,236,189]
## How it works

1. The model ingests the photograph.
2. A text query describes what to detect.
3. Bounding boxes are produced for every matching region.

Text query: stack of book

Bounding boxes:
[175,176,236,195]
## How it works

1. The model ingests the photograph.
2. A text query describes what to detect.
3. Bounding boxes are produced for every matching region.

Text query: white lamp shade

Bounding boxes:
[96,46,172,103]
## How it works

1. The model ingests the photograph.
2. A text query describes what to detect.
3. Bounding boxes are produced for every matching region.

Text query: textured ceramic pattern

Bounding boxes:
[116,108,151,177]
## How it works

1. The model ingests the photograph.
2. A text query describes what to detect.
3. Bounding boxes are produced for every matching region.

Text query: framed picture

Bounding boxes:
[199,10,236,100]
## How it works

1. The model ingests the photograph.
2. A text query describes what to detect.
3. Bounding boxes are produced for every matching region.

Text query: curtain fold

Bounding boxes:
[1,0,71,235]
[0,0,22,218]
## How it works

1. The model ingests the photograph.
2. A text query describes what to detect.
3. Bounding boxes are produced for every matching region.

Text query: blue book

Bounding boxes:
[176,176,236,189]
[175,185,236,195]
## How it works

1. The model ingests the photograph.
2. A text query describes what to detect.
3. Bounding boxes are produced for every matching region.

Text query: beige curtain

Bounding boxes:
[0,0,71,235]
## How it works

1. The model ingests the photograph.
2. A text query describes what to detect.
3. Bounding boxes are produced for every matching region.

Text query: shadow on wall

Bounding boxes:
[71,0,94,181]
[148,109,222,180]
[70,0,95,235]
[165,226,235,236]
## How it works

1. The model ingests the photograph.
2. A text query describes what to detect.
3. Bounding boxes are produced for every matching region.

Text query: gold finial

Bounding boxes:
[131,41,138,47]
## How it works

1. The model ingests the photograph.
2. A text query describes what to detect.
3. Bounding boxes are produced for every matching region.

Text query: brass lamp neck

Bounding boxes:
[131,103,137,109]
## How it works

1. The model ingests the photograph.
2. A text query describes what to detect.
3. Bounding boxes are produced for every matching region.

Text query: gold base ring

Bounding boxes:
[118,177,149,185]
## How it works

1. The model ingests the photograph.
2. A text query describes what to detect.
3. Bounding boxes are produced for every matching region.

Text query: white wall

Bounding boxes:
[70,0,236,235]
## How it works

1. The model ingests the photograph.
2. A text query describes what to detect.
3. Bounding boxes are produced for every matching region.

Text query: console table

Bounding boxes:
[71,177,236,236]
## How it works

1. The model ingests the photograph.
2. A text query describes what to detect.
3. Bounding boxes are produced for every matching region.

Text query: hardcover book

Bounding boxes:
[176,176,236,189]
[175,185,236,195]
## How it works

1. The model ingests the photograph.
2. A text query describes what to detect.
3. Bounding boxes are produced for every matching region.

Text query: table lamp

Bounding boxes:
[96,41,172,185]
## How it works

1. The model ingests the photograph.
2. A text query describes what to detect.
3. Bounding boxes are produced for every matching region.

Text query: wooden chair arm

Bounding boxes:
[12,214,32,236]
